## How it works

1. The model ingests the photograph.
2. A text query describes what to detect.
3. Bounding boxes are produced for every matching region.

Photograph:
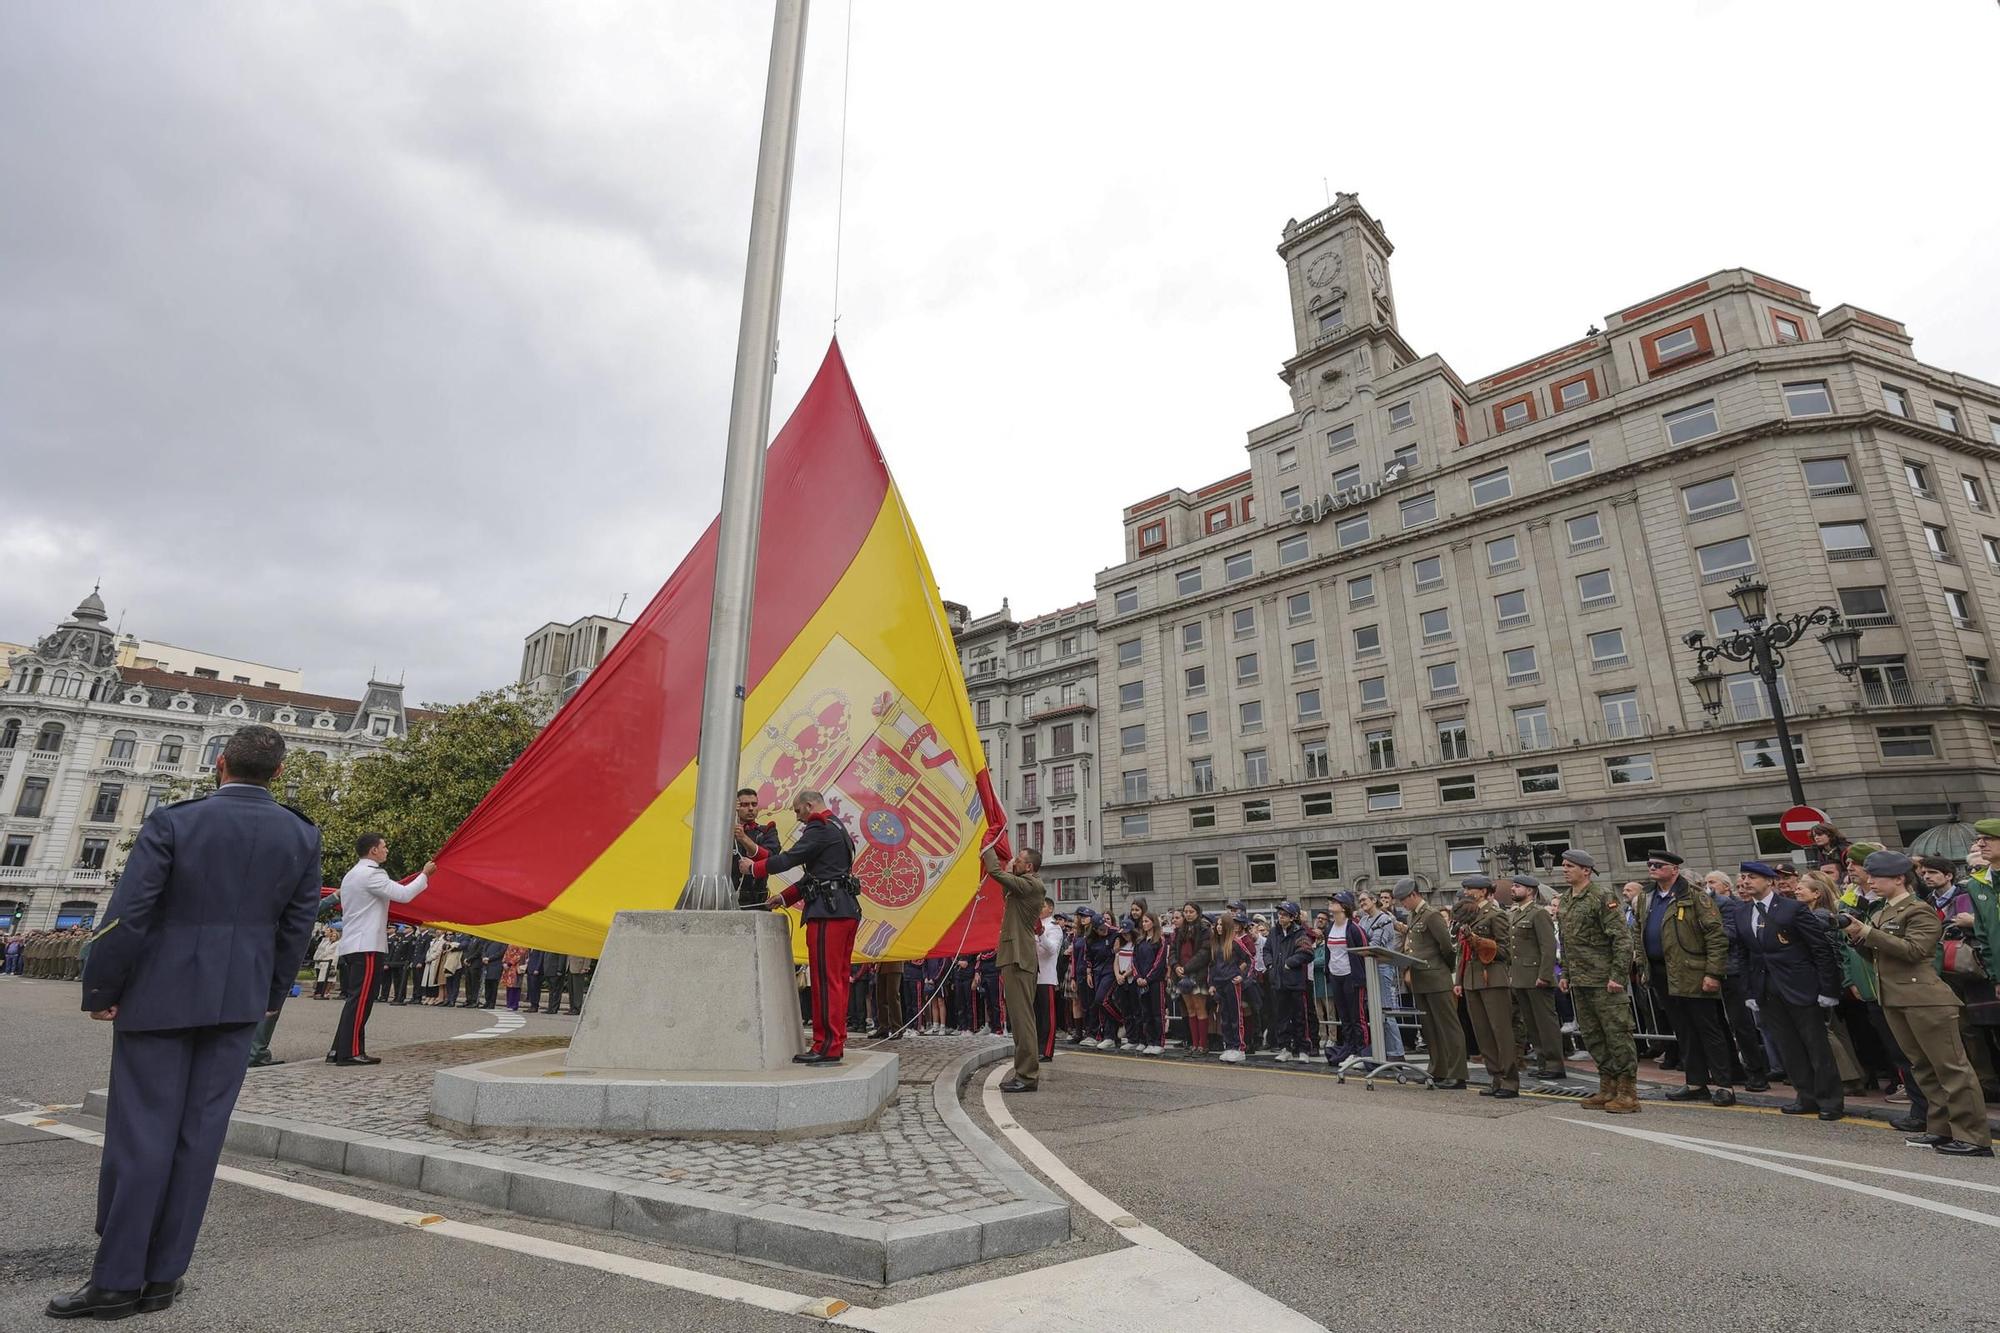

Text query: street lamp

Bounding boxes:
[1683,574,1861,809]
[1483,835,1534,875]
[1091,859,1125,917]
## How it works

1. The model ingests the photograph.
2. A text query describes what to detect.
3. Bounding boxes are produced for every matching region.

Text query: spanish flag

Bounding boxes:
[420,342,1006,962]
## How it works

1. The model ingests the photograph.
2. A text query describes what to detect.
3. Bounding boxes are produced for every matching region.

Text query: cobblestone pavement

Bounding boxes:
[234,1031,1018,1225]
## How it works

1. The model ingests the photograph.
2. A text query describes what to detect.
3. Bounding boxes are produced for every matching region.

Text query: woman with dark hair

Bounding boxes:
[1322,894,1369,1063]
[1809,823,1850,872]
[1209,911,1252,1064]
[1131,912,1168,1054]
[1917,854,2000,1097]
[1172,903,1211,1054]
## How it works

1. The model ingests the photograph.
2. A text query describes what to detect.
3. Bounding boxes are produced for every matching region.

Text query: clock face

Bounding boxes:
[1365,252,1385,290]
[1306,253,1340,288]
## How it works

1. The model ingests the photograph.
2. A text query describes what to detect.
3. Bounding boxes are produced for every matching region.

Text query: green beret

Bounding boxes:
[1846,841,1883,862]
[1974,819,2000,838]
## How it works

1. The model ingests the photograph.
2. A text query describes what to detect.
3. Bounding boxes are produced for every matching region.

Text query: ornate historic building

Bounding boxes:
[0,590,413,930]
[1097,194,1993,909]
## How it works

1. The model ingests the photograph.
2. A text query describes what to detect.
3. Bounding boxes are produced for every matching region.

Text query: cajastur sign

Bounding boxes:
[1299,462,1406,525]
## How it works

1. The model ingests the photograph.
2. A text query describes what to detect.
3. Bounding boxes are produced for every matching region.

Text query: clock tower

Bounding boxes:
[1276,193,1407,415]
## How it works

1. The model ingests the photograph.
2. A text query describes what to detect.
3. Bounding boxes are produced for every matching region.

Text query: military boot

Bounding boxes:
[1605,1075,1641,1114]
[1580,1078,1612,1109]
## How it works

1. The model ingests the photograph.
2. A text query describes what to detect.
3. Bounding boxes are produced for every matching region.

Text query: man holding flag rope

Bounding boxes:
[741,788,862,1065]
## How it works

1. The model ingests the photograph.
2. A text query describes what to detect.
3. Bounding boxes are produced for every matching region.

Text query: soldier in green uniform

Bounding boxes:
[1640,852,1735,1107]
[1556,849,1639,1113]
[64,929,85,981]
[1506,873,1566,1079]
[1454,876,1518,1097]
[1394,878,1466,1089]
[1844,850,1993,1157]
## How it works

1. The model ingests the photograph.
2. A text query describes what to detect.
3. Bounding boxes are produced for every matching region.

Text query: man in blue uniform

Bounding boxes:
[51,726,320,1321]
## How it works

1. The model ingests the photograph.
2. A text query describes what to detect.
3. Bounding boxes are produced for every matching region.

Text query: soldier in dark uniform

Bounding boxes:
[732,787,781,910]
[51,726,319,1321]
[742,788,862,1065]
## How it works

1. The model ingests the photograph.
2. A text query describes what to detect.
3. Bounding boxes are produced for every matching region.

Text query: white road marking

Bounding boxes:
[1565,1118,2000,1229]
[1653,1129,2000,1198]
[454,1009,528,1040]
[3,1112,836,1320]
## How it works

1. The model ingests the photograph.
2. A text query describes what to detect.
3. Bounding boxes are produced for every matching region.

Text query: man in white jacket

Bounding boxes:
[328,833,433,1066]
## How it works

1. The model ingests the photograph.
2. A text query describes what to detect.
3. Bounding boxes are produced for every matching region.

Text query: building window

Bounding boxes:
[1783,381,1833,418]
[1375,843,1411,877]
[1307,849,1341,884]
[1879,384,1910,417]
[1239,701,1264,734]
[1059,636,1077,657]
[1287,590,1313,624]
[1486,535,1521,571]
[1176,568,1203,597]
[1022,734,1037,764]
[1188,711,1211,743]
[1877,726,1937,759]
[1,835,30,867]
[1353,625,1381,658]
[1605,753,1655,785]
[1182,621,1204,651]
[106,731,137,762]
[1983,536,2000,568]
[1470,468,1512,505]
[1243,749,1270,786]
[1119,681,1144,710]
[1546,441,1594,482]
[1347,574,1375,608]
[1335,513,1371,548]
[1053,723,1076,755]
[1413,555,1445,589]
[1664,401,1720,445]
[1231,607,1257,641]
[1281,486,1302,515]
[1192,855,1221,889]
[91,783,122,823]
[1964,475,1988,511]
[1358,676,1388,710]
[1333,463,1363,492]
[1437,719,1471,761]
[1291,640,1319,674]
[1772,313,1804,343]
[1576,569,1615,608]
[1939,404,1962,433]
[1190,757,1215,792]
[1053,763,1075,795]
[78,837,109,870]
[1021,772,1039,806]
[1121,770,1149,801]
[1246,851,1279,887]
[1317,304,1345,335]
[1366,784,1402,812]
[1420,607,1451,642]
[1052,815,1076,855]
[1365,728,1396,771]
[1117,638,1142,667]
[1554,372,1597,409]
[1495,590,1531,629]
[1120,813,1150,838]
[38,723,67,753]
[1190,805,1216,830]
[1695,536,1756,579]
[1802,457,1853,496]
[1857,657,1912,706]
[1224,551,1253,582]
[1644,318,1710,370]
[15,777,49,818]
[1302,791,1334,817]
[1236,652,1260,684]
[1303,740,1331,778]
[1925,524,1954,561]
[1439,774,1477,804]
[1588,629,1628,667]
[1206,506,1235,536]
[1946,588,1976,629]
[1440,839,1482,877]
[1819,522,1874,559]
[1737,735,1808,773]
[1428,662,1460,698]
[1400,493,1438,528]
[1513,705,1553,752]
[1600,690,1642,740]
[1681,475,1739,519]
[1518,763,1561,795]
[1136,522,1166,554]
[1185,666,1207,698]
[144,785,174,818]
[1276,445,1298,473]
[1120,724,1146,753]
[1392,441,1421,472]
[1296,688,1323,722]
[1619,823,1671,866]
[1496,396,1536,431]
[1387,402,1415,431]
[0,719,17,750]
[1837,586,1893,628]
[1276,534,1309,567]
[1904,459,1934,497]
[1566,511,1604,551]
[1327,423,1357,453]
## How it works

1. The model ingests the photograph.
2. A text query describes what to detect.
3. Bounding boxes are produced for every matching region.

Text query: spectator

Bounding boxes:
[1172,903,1211,1054]
[1322,893,1367,1063]
[564,953,593,1015]
[501,945,528,1010]
[311,929,339,999]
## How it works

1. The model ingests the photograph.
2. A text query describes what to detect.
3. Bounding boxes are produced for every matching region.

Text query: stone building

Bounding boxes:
[520,614,631,703]
[950,598,1108,909]
[0,590,413,930]
[1097,193,1993,909]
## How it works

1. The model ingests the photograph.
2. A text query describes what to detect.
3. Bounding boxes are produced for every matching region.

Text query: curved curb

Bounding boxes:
[932,1041,1070,1220]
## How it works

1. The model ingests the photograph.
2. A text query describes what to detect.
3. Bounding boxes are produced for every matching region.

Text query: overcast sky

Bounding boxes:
[4,1,1995,704]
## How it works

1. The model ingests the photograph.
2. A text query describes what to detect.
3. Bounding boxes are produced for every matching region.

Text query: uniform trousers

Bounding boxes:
[803,918,859,1059]
[1414,990,1468,1081]
[1094,974,1122,1038]
[1512,985,1566,1073]
[873,965,905,1035]
[94,1023,258,1291]
[1758,986,1842,1113]
[1272,987,1314,1055]
[1719,973,1769,1083]
[1570,983,1637,1079]
[1665,991,1736,1089]
[1129,979,1165,1046]
[1001,963,1039,1085]
[330,951,382,1060]
[1212,977,1246,1051]
[1886,1004,1991,1147]
[1329,976,1365,1055]
[977,974,1001,1031]
[1036,983,1059,1060]
[1464,986,1519,1090]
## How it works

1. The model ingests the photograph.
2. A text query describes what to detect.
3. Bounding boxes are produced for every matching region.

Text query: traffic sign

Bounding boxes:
[1779,805,1829,847]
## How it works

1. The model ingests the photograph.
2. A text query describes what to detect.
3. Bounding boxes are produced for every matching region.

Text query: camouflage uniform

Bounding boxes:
[1557,877,1638,1081]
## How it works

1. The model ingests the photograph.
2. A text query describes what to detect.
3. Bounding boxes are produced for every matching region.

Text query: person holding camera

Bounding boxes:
[740,789,861,1066]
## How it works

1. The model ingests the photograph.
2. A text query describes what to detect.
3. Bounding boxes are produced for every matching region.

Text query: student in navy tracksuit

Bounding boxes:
[743,790,861,1065]
[1269,902,1317,1060]
[1069,909,1098,1042]
[1209,913,1252,1063]
[1086,914,1121,1046]
[1130,913,1168,1052]
[975,949,1001,1033]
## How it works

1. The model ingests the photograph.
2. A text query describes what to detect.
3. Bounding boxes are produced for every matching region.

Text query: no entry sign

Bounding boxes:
[1780,805,1829,847]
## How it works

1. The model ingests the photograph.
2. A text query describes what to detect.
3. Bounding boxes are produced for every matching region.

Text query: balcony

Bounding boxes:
[0,866,37,883]
[25,751,62,773]
[149,759,183,774]
[66,868,109,888]
[103,753,137,772]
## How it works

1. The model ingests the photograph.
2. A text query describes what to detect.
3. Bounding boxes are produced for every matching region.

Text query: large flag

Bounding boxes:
[416,342,1007,961]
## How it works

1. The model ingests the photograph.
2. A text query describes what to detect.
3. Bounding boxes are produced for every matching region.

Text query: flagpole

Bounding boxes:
[684,0,811,910]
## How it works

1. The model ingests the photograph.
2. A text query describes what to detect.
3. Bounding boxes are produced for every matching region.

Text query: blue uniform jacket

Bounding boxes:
[1740,894,1840,1007]
[81,785,321,1031]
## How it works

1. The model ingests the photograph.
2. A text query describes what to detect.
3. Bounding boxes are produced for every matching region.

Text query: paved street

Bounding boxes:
[7,974,2000,1330]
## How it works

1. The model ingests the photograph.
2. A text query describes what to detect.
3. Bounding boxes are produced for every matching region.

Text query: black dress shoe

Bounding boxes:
[1818,1109,1844,1122]
[1490,1088,1520,1099]
[137,1279,184,1313]
[331,1056,381,1066]
[791,1052,820,1064]
[1906,1132,1951,1147]
[45,1282,140,1320]
[1434,1080,1467,1090]
[1890,1115,1928,1132]
[998,1079,1036,1093]
[1664,1086,1709,1103]
[800,1052,841,1066]
[247,1056,284,1068]
[1935,1140,1996,1157]
[1477,1086,1497,1097]
[868,1030,890,1040]
[1778,1102,1817,1116]
[1710,1088,1737,1108]
[1743,1080,1771,1093]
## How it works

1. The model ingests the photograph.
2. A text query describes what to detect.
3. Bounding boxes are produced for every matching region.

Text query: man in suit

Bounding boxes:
[982,839,1047,1091]
[51,726,320,1321]
[523,949,548,1013]
[1738,860,1844,1120]
[1395,879,1467,1089]
[478,937,506,1008]
[1713,873,1772,1091]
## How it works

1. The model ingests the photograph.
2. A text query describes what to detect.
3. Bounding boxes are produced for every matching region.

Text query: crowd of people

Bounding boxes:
[305,923,594,1014]
[3,925,92,978]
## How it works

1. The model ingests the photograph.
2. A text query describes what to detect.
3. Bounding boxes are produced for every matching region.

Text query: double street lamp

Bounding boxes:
[1683,574,1863,809]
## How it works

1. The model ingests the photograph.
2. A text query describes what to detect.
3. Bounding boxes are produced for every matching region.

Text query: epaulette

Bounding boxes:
[163,793,209,810]
[280,802,318,825]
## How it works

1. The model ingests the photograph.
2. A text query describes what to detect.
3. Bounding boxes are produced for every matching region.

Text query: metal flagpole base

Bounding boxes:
[680,872,736,913]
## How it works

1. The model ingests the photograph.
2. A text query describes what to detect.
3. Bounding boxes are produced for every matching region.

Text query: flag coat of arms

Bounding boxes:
[417,342,1007,961]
